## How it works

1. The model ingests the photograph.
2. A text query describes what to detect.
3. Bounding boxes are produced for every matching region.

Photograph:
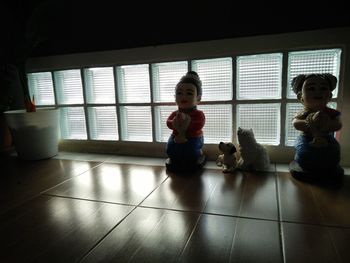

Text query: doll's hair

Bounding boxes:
[291,73,337,95]
[176,71,202,96]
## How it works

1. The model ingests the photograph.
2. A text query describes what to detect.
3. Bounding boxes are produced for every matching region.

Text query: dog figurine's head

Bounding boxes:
[217,142,237,173]
[218,142,236,155]
[219,142,237,155]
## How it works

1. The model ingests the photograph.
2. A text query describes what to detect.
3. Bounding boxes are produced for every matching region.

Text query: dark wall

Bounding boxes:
[2,0,350,59]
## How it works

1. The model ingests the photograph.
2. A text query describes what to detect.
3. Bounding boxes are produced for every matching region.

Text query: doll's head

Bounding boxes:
[175,71,202,110]
[292,73,337,111]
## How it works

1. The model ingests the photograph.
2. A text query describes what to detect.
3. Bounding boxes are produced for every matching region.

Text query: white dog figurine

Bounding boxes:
[216,142,237,173]
[237,127,270,171]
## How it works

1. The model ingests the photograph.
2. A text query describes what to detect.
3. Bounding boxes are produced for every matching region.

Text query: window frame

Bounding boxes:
[27,48,343,148]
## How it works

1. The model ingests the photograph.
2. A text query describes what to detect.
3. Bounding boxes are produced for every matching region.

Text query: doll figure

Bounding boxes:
[289,73,344,182]
[165,71,206,172]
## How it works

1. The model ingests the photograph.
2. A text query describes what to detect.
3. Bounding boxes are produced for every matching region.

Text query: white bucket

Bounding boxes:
[4,108,60,160]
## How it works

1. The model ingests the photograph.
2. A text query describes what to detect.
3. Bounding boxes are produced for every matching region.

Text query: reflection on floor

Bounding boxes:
[1,152,349,263]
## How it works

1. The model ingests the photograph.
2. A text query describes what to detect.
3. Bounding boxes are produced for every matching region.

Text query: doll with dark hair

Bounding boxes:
[289,73,344,182]
[165,71,206,172]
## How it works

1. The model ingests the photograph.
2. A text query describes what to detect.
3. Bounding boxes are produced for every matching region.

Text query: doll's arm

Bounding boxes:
[166,111,178,130]
[187,111,205,134]
[308,111,342,133]
[326,116,342,132]
[292,117,309,132]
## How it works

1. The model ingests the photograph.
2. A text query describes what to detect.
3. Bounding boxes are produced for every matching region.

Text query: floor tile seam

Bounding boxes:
[280,219,350,229]
[137,205,350,229]
[308,183,329,226]
[274,163,287,263]
[325,226,344,263]
[201,175,221,215]
[41,193,137,208]
[137,204,281,222]
[177,213,203,262]
[135,175,171,208]
[39,161,106,195]
[77,205,140,263]
[101,159,165,168]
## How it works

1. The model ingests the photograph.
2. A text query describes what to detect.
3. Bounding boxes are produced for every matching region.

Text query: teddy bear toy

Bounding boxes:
[216,142,237,173]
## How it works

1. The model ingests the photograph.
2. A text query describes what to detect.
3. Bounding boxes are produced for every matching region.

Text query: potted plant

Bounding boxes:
[0,64,25,156]
[1,1,62,160]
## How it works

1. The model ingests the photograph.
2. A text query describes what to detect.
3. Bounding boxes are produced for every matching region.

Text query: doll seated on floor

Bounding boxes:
[165,71,206,173]
[289,73,344,183]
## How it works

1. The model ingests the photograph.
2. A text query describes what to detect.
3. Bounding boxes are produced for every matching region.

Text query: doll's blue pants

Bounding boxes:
[166,135,204,162]
[294,134,340,172]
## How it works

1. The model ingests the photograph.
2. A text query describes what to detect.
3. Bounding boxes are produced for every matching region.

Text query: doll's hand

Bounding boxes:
[173,112,191,143]
[173,112,191,133]
[312,111,330,132]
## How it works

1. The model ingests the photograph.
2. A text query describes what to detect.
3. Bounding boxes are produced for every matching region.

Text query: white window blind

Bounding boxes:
[60,107,87,139]
[120,106,152,142]
[154,105,178,142]
[237,53,282,100]
[237,103,280,145]
[54,69,84,104]
[152,61,188,102]
[84,67,115,104]
[116,64,150,103]
[88,106,118,140]
[198,104,232,144]
[285,102,338,146]
[287,49,341,98]
[192,57,232,101]
[27,72,55,105]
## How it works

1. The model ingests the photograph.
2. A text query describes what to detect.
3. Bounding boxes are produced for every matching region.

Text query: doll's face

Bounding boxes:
[299,76,332,111]
[175,83,200,109]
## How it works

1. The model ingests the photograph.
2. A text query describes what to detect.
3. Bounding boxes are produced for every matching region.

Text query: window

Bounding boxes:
[284,48,341,145]
[152,61,188,102]
[84,67,115,104]
[192,57,232,101]
[88,106,118,140]
[54,69,84,104]
[28,48,342,149]
[287,49,341,98]
[237,53,282,100]
[116,64,150,103]
[27,72,55,105]
[120,106,152,142]
[237,103,280,145]
[84,67,118,141]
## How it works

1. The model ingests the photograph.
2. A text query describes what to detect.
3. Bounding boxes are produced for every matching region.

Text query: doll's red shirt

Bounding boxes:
[167,109,205,137]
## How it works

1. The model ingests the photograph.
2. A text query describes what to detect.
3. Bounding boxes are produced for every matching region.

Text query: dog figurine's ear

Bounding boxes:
[229,143,236,154]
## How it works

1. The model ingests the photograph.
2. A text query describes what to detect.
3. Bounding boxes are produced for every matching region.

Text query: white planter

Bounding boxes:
[4,108,60,160]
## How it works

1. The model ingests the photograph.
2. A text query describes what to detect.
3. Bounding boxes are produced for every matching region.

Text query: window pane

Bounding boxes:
[285,102,337,146]
[54,69,84,104]
[116,64,150,103]
[237,53,282,100]
[59,107,87,139]
[287,49,341,98]
[88,106,118,140]
[152,61,188,102]
[285,103,304,146]
[237,103,280,145]
[84,67,115,103]
[199,104,232,144]
[192,57,232,101]
[154,105,178,142]
[120,106,152,142]
[27,72,55,105]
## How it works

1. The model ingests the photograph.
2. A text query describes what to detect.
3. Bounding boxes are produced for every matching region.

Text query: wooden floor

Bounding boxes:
[1,152,350,263]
